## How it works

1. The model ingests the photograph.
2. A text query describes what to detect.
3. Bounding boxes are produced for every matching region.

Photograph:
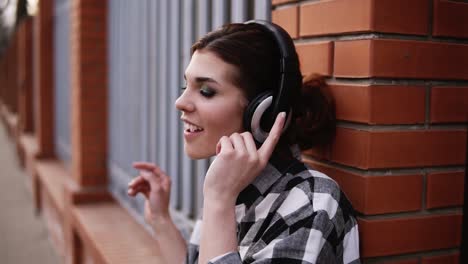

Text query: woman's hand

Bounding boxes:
[128,163,188,263]
[128,162,171,227]
[203,112,286,205]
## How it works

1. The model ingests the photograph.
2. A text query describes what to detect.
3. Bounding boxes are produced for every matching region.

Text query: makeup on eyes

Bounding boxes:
[199,85,216,98]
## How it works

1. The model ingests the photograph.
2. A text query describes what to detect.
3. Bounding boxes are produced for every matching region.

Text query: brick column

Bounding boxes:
[33,0,55,158]
[0,53,5,106]
[17,17,34,134]
[9,33,18,114]
[273,0,466,263]
[1,31,19,137]
[65,0,109,262]
[70,0,108,188]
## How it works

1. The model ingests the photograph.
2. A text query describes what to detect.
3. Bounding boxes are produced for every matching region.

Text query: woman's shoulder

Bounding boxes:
[271,161,356,221]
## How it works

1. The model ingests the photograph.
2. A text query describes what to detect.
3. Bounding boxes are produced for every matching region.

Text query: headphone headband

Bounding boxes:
[243,20,301,142]
[244,20,299,72]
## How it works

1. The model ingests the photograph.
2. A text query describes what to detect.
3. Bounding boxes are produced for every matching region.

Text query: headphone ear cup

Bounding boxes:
[243,91,274,142]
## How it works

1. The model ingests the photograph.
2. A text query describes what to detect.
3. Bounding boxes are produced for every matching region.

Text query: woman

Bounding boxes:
[128,21,360,264]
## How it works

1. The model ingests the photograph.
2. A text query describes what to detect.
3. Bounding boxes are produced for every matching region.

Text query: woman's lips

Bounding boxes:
[183,120,204,140]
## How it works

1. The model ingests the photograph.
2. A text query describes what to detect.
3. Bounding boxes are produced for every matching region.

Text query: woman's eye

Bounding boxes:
[200,85,216,98]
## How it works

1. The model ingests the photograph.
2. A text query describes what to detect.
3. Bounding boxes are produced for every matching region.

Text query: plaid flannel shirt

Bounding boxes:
[186,146,360,264]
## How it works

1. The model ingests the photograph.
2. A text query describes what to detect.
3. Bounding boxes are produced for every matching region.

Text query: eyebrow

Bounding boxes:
[184,74,219,85]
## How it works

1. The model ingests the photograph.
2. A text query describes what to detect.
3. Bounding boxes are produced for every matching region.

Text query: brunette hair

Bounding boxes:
[191,23,336,150]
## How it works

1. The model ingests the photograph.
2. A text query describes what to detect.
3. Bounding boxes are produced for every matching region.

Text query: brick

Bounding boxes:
[372,0,429,36]
[334,39,468,80]
[305,160,423,215]
[331,127,467,169]
[331,127,370,169]
[359,213,462,257]
[421,252,460,264]
[433,0,468,39]
[333,40,372,78]
[430,86,468,123]
[272,6,298,39]
[426,171,465,209]
[296,41,333,76]
[329,84,426,124]
[299,0,428,37]
[300,0,371,37]
[272,0,297,5]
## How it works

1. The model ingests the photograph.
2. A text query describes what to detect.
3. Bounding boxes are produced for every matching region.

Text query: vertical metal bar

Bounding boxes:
[212,0,228,29]
[231,0,248,23]
[181,0,195,218]
[197,0,212,37]
[157,1,168,172]
[140,0,148,162]
[169,0,181,208]
[120,0,128,168]
[53,0,71,163]
[148,0,159,163]
[254,0,271,20]
[128,0,138,171]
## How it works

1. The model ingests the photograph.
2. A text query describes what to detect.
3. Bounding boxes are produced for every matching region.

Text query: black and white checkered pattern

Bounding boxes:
[186,146,360,264]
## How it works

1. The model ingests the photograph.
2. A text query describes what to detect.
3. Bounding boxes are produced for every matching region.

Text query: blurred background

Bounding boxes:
[0,0,466,263]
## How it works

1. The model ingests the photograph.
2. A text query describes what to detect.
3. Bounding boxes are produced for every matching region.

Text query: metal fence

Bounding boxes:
[108,0,271,232]
[53,0,71,164]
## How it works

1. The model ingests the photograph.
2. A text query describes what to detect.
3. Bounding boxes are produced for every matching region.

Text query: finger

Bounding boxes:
[241,132,257,156]
[128,175,146,188]
[128,178,150,192]
[128,184,150,197]
[139,169,161,189]
[216,136,234,155]
[133,162,162,175]
[258,112,286,160]
[230,133,247,154]
[160,173,171,190]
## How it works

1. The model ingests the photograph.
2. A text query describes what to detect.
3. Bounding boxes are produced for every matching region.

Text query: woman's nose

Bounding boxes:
[175,90,195,112]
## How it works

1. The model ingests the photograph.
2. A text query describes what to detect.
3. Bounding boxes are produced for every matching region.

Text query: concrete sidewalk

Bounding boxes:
[0,125,59,264]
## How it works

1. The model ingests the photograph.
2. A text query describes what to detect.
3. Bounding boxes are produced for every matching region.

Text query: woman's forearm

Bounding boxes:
[199,198,238,264]
[150,216,187,264]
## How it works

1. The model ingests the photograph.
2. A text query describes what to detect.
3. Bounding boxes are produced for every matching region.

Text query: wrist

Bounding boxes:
[203,196,237,214]
[203,191,237,208]
[148,213,174,233]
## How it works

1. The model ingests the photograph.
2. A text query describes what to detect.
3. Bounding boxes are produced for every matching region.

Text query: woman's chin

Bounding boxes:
[185,146,214,160]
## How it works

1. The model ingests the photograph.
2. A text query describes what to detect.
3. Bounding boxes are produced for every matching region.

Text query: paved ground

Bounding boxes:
[0,125,60,264]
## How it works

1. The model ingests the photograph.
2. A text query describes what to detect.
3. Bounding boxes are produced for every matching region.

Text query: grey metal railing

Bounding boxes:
[108,0,270,232]
[53,0,71,164]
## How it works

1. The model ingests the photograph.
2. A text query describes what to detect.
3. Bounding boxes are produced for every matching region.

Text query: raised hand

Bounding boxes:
[128,162,171,225]
[203,112,286,204]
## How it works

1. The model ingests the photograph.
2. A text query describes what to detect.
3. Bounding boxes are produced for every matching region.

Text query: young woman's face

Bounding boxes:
[175,50,248,159]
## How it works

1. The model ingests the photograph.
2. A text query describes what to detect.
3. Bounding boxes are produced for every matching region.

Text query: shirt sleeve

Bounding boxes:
[208,252,242,264]
[207,211,350,264]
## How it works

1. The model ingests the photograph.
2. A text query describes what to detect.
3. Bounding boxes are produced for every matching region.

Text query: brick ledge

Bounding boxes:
[36,159,70,214]
[71,202,165,264]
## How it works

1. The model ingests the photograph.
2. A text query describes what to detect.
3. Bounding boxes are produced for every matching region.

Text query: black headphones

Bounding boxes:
[242,20,302,144]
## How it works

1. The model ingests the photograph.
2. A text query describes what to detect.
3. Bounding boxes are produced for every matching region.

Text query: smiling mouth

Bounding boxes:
[184,122,204,133]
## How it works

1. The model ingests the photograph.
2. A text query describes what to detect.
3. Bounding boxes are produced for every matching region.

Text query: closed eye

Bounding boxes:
[200,85,216,98]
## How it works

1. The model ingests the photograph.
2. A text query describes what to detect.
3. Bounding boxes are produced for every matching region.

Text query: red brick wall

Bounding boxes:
[273,0,466,263]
